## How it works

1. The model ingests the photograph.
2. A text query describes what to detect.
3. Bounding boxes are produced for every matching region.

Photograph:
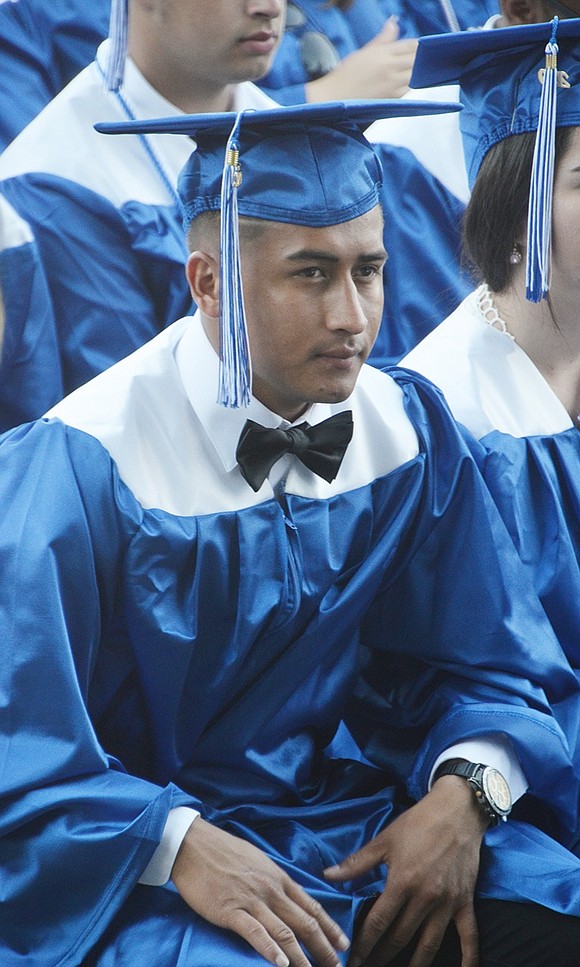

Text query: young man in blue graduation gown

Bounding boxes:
[2,101,580,967]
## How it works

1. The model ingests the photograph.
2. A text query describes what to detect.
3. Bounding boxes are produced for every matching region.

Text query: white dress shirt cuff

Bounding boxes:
[139,806,200,886]
[428,735,528,802]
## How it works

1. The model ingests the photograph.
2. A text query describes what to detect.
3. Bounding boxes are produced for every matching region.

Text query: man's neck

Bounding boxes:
[128,53,238,114]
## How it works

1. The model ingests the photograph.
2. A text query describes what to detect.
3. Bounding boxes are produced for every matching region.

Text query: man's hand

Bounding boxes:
[323,777,489,967]
[306,17,418,103]
[171,818,350,967]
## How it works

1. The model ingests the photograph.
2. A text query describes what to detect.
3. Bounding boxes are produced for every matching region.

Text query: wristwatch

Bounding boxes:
[433,759,512,826]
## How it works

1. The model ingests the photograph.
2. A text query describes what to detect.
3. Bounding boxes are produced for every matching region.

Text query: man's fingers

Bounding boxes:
[348,900,443,967]
[233,899,347,967]
[346,892,404,967]
[372,15,400,44]
[349,898,479,967]
[454,904,479,967]
[324,842,384,883]
[172,821,350,966]
[231,909,293,967]
[284,881,350,958]
[394,917,447,967]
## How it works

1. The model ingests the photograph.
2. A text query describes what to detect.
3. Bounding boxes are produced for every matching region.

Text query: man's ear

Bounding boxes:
[500,0,548,24]
[186,251,219,318]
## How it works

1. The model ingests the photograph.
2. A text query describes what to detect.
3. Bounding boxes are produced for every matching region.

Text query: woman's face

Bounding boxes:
[551,127,580,292]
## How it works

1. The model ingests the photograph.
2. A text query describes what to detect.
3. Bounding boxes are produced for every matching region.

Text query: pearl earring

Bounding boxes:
[509,244,522,265]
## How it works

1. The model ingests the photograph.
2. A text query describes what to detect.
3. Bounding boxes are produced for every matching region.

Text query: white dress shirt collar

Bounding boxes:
[174,312,336,474]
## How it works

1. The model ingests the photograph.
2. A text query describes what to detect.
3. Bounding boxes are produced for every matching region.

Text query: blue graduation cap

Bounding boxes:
[411,17,580,302]
[96,99,461,406]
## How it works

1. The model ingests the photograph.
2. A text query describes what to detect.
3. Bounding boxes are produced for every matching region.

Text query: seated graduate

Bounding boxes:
[2,100,580,967]
[402,18,580,747]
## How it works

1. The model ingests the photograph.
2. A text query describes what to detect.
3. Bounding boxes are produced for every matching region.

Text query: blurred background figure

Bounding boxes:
[394,0,499,34]
[0,0,111,150]
[257,0,499,106]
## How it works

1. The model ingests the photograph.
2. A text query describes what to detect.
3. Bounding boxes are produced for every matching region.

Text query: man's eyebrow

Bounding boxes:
[286,249,339,263]
[286,249,387,262]
[358,250,388,262]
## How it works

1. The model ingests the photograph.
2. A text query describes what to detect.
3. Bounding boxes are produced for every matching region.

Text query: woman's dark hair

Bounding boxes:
[463,126,573,293]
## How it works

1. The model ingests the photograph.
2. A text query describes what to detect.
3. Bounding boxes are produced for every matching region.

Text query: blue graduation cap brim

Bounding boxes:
[95,99,462,229]
[95,98,461,138]
[411,18,580,88]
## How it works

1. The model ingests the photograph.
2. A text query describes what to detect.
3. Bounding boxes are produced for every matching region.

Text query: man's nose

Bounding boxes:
[325,277,368,334]
[247,0,285,20]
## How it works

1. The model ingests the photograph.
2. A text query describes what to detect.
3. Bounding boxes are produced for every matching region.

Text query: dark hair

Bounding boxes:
[187,211,268,253]
[463,125,573,292]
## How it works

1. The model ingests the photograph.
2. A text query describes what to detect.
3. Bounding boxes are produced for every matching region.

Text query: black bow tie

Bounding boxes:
[236,411,354,492]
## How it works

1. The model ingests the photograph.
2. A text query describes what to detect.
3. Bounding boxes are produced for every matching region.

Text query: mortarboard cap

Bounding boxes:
[410,18,580,301]
[96,99,461,406]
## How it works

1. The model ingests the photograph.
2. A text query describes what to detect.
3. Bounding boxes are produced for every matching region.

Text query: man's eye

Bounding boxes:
[298,266,324,278]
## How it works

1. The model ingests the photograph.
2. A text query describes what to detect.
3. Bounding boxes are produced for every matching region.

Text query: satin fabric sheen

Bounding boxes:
[0,372,579,964]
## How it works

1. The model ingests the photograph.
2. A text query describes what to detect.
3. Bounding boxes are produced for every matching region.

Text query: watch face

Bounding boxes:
[482,767,512,815]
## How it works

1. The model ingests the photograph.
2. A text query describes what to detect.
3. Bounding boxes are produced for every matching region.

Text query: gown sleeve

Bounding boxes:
[0,419,199,966]
[347,367,580,841]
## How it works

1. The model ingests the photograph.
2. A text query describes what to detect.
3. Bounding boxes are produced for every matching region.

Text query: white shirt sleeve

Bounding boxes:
[429,735,528,801]
[138,806,200,886]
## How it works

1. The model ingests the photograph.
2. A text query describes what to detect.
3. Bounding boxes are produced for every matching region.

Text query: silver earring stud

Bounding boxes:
[509,244,522,265]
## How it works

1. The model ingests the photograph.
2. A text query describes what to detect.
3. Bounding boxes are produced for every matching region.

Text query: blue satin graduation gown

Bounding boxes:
[0,367,579,965]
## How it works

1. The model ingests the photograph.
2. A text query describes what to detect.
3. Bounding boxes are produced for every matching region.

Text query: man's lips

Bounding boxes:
[239,30,278,54]
[315,346,363,368]
[317,346,361,360]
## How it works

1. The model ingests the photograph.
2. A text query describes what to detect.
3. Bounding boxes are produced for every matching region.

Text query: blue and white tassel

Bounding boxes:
[218,112,252,408]
[526,17,560,302]
[106,0,129,92]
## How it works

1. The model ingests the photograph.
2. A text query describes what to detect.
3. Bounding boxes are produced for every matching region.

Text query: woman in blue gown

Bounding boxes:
[404,20,580,752]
